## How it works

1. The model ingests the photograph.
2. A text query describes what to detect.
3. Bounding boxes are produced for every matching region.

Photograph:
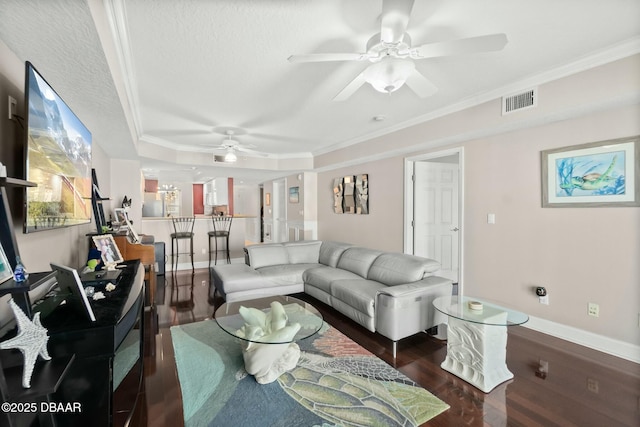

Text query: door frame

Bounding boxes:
[272,178,287,242]
[404,147,465,295]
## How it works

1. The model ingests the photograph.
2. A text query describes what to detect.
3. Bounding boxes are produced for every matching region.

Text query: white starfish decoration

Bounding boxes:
[0,299,51,388]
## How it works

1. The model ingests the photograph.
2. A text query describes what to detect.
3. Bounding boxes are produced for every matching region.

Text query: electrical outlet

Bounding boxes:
[201,248,206,254]
[536,359,548,379]
[587,378,599,393]
[8,96,17,119]
[588,302,599,317]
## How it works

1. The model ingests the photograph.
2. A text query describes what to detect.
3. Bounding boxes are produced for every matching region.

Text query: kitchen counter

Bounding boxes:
[141,216,260,270]
[142,214,257,220]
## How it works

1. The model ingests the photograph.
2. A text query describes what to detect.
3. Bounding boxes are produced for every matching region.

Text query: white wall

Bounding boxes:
[109,158,142,225]
[233,183,260,216]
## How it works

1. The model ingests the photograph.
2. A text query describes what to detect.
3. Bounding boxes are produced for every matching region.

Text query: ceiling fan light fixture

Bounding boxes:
[364,57,415,94]
[224,150,237,163]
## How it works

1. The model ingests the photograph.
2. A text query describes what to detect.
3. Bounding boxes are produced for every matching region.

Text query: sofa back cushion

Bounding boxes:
[319,241,353,267]
[284,241,322,264]
[367,253,440,285]
[336,247,382,278]
[246,243,289,269]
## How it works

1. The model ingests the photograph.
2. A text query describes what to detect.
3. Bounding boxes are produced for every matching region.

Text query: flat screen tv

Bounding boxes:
[23,61,92,233]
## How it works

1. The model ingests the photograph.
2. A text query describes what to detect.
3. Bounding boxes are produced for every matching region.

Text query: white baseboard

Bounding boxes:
[523,316,640,364]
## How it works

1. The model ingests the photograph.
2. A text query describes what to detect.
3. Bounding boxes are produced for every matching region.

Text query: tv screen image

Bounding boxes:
[24,61,92,233]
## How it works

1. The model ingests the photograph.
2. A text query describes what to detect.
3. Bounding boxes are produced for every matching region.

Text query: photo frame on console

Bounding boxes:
[0,242,12,284]
[113,208,127,224]
[541,136,639,207]
[92,234,124,264]
[113,208,140,243]
[51,263,96,322]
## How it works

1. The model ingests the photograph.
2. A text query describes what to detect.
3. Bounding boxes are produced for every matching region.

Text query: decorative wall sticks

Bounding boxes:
[333,174,368,214]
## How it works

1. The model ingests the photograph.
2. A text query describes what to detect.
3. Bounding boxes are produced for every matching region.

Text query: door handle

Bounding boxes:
[451,227,459,232]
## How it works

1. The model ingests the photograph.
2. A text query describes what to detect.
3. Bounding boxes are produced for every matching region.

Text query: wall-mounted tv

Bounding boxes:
[23,61,92,233]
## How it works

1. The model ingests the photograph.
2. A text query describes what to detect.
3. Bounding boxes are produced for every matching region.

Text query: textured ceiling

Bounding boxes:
[0,0,639,184]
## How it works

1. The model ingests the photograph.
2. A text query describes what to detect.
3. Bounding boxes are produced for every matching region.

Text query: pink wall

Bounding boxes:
[316,56,640,348]
[192,183,204,215]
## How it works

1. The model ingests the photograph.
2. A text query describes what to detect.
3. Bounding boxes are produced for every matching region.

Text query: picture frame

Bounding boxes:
[0,242,13,284]
[541,136,639,207]
[113,208,140,243]
[113,208,127,224]
[92,234,124,264]
[289,186,299,204]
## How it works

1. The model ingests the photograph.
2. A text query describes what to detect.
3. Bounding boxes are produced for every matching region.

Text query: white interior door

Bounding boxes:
[413,161,460,282]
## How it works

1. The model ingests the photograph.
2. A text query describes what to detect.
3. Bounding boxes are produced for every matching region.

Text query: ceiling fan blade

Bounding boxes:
[288,53,369,63]
[235,146,269,157]
[380,0,415,44]
[411,33,508,59]
[333,71,367,102]
[150,129,210,137]
[405,69,438,98]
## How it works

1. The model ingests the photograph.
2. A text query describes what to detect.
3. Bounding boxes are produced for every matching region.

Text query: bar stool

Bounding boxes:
[208,215,233,265]
[170,216,195,271]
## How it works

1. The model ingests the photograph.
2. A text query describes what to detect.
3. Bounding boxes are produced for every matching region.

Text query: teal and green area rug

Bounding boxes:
[171,319,449,427]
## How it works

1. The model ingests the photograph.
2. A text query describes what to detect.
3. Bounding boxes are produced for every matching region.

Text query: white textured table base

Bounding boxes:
[441,315,512,393]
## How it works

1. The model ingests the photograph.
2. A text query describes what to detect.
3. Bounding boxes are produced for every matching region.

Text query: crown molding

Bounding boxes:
[103,0,143,139]
[313,37,640,157]
[312,91,640,174]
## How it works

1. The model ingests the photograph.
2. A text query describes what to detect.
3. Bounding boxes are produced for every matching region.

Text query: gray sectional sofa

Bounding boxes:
[210,240,452,356]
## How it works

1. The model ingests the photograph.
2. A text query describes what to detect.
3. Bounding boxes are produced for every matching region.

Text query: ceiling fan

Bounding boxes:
[288,0,508,101]
[212,130,266,162]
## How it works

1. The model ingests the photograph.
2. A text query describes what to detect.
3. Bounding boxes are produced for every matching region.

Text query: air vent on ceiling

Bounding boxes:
[502,87,537,115]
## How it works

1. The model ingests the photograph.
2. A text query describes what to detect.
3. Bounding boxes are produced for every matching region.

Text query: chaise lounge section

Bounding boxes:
[210,240,452,356]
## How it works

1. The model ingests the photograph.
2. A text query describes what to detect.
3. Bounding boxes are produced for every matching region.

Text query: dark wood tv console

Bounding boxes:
[1,260,145,427]
[42,259,145,427]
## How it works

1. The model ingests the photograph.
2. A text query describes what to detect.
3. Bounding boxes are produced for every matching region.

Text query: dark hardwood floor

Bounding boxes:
[125,269,640,427]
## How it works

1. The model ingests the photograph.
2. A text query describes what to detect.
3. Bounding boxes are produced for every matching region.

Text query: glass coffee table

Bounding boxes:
[214,295,323,384]
[433,295,529,392]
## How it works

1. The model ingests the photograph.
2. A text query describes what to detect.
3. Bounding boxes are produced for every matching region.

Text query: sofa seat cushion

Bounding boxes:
[257,263,321,286]
[368,253,441,285]
[211,264,262,294]
[336,247,382,278]
[331,279,388,317]
[302,266,362,293]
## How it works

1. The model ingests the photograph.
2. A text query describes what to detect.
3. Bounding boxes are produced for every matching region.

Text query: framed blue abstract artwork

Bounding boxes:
[541,136,639,207]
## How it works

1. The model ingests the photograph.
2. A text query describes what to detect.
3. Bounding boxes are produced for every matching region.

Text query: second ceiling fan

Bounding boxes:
[288,0,508,101]
[212,130,267,162]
